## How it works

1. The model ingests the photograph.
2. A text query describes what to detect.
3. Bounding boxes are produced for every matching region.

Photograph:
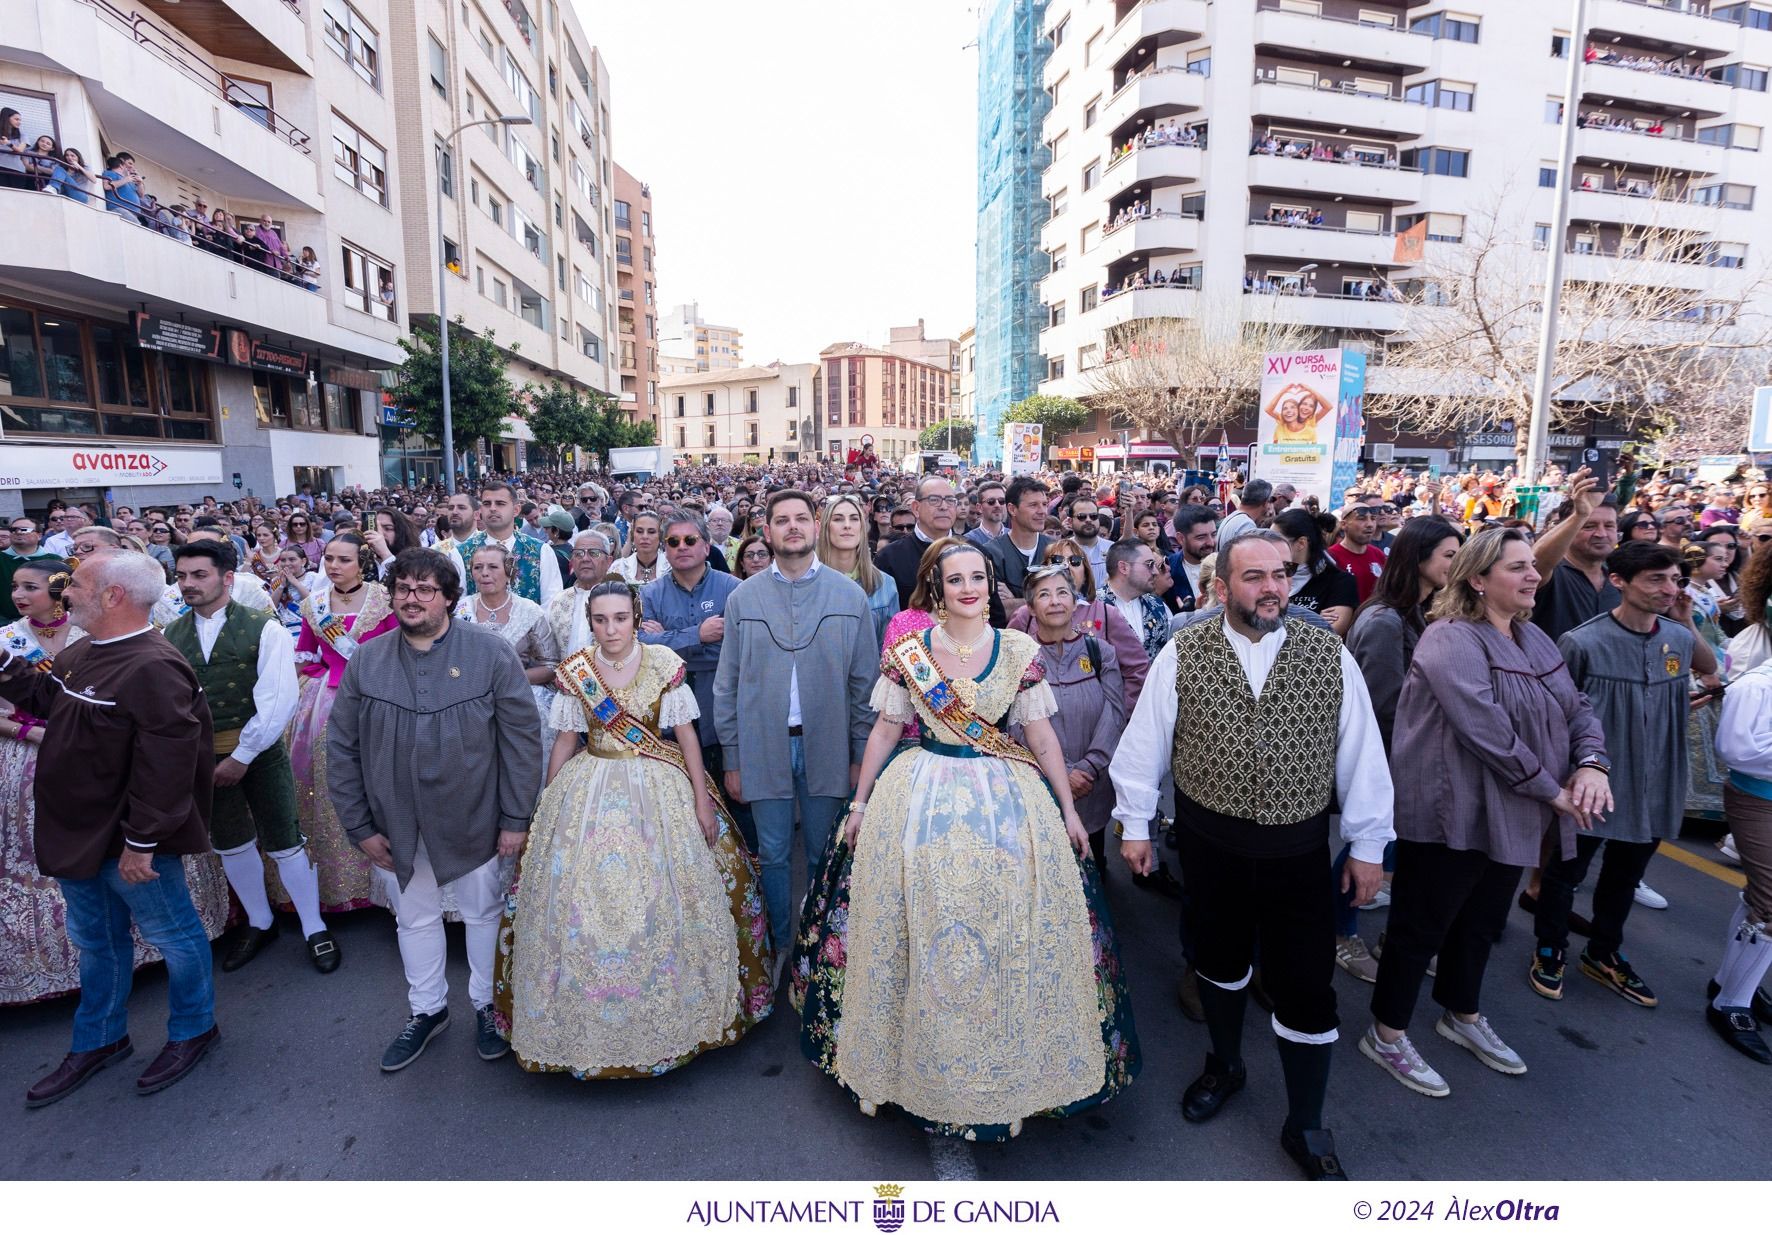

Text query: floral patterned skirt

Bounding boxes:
[790,747,1140,1141]
[271,676,376,913]
[491,748,773,1078]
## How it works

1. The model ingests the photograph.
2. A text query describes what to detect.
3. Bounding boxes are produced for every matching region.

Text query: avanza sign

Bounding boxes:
[0,444,224,489]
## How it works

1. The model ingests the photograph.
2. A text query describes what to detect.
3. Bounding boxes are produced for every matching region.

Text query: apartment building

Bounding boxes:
[659,301,745,371]
[387,0,619,478]
[886,320,965,423]
[958,324,979,443]
[1,0,413,511]
[818,341,955,464]
[660,363,818,465]
[613,161,660,427]
[1032,0,1772,470]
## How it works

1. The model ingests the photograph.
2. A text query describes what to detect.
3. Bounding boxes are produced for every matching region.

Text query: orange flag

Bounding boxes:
[1394,218,1428,264]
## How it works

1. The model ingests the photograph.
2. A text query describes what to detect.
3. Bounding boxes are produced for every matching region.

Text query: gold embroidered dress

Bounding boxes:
[792,627,1140,1140]
[493,643,773,1077]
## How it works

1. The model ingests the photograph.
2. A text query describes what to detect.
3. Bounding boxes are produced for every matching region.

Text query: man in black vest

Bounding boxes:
[1109,530,1395,1180]
[166,541,337,973]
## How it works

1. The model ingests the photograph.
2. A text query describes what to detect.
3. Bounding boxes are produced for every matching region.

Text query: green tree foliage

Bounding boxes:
[525,382,602,469]
[1007,394,1091,441]
[919,418,976,452]
[388,317,520,451]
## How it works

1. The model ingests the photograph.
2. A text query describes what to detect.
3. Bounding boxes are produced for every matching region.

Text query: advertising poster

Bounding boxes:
[1256,348,1366,507]
[1004,421,1043,476]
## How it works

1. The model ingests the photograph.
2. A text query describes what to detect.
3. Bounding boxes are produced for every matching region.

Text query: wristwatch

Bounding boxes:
[1577,758,1611,775]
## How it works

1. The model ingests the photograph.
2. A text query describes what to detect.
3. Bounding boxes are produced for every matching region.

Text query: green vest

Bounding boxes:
[1171,618,1343,826]
[165,602,274,755]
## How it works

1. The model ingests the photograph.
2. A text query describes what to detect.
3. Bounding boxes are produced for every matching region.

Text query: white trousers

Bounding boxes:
[378,838,502,1017]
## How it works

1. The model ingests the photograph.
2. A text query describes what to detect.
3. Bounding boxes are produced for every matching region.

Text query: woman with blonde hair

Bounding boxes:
[816,494,898,647]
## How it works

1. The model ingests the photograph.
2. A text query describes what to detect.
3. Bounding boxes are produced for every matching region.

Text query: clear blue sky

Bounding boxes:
[580,0,980,362]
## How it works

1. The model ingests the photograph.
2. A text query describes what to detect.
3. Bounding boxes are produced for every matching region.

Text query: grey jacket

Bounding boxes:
[713,562,875,801]
[1345,604,1423,753]
[327,619,542,889]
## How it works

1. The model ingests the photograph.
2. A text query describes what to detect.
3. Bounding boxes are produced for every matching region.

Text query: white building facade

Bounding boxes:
[660,363,818,465]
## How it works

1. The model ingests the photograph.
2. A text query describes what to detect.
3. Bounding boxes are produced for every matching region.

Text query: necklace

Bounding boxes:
[934,623,981,664]
[477,593,513,622]
[28,614,67,631]
[333,580,364,596]
[594,644,639,672]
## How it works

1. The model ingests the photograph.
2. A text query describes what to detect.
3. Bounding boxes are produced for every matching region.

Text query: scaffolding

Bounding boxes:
[974,0,1052,464]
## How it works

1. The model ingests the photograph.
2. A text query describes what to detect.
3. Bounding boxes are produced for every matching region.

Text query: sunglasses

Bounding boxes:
[664,534,701,548]
[1071,513,1100,521]
[1045,555,1086,567]
[152,526,172,534]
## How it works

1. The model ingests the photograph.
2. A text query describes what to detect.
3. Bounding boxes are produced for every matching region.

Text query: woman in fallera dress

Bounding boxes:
[277,532,397,913]
[0,560,229,1005]
[793,539,1139,1141]
[494,579,772,1077]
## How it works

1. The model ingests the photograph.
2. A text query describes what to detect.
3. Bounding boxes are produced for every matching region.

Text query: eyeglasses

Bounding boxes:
[664,534,701,548]
[917,495,958,508]
[392,583,443,601]
[152,526,171,534]
[1071,513,1100,521]
[7,525,32,534]
[1045,555,1086,567]
[979,496,1005,505]
[569,547,609,559]
[891,523,916,533]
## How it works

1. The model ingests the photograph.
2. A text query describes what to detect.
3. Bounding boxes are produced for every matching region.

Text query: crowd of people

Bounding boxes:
[1583,43,1709,78]
[1249,132,1401,169]
[2,452,1769,1182]
[1110,120,1204,165]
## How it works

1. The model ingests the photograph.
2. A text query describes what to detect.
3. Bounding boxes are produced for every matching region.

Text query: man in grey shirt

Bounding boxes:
[715,489,876,957]
[1216,480,1273,549]
[329,549,541,1072]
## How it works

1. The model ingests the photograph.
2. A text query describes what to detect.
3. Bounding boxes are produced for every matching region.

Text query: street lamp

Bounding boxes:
[437,112,533,494]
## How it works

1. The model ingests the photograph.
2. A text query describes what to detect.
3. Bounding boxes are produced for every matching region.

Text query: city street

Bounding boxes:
[1,827,1764,1182]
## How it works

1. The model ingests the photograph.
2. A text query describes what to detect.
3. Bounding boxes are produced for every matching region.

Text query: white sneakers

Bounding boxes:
[1362,1014,1527,1099]
[1359,884,1392,911]
[1335,935,1379,983]
[1633,882,1669,911]
[1434,1012,1527,1075]
[1719,835,1740,864]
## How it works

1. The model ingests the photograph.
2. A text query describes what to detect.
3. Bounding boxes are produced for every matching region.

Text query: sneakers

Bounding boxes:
[1435,1012,1526,1075]
[380,1009,449,1072]
[1359,1026,1450,1098]
[1358,884,1391,911]
[1581,949,1658,1007]
[475,1005,510,1062]
[1529,946,1566,1000]
[1335,935,1379,984]
[1719,834,1740,864]
[1633,882,1669,910]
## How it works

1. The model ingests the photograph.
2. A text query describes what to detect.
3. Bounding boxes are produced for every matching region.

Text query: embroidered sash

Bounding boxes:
[884,629,1040,772]
[304,584,390,662]
[0,622,52,672]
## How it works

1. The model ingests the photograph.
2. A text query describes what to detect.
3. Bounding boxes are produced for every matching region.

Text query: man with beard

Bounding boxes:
[164,541,333,973]
[431,490,477,582]
[1109,530,1393,1179]
[328,549,541,1070]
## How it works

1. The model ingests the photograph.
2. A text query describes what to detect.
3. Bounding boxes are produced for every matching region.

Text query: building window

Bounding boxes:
[435,139,453,197]
[1693,182,1755,209]
[1409,11,1480,41]
[322,0,380,88]
[1717,4,1772,31]
[1049,14,1067,45]
[1701,122,1764,149]
[704,424,716,447]
[675,426,686,449]
[1082,159,1101,191]
[444,238,462,273]
[1050,187,1068,217]
[1708,241,1749,268]
[1545,98,1564,124]
[503,50,541,122]
[1081,285,1098,312]
[615,199,632,230]
[615,236,632,264]
[1403,147,1470,177]
[1046,356,1065,381]
[1404,79,1474,111]
[786,385,798,408]
[1049,302,1066,328]
[1714,63,1770,91]
[341,243,396,321]
[1188,49,1213,77]
[1532,222,1551,250]
[428,34,449,97]
[1538,166,1556,188]
[675,394,686,417]
[1084,97,1100,128]
[705,392,716,414]
[332,115,388,205]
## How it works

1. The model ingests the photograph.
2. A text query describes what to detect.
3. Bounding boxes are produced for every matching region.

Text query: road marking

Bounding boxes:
[926,1134,978,1181]
[1659,842,1746,890]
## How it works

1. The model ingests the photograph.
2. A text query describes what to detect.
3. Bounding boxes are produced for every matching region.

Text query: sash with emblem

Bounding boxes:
[303,584,390,662]
[883,628,1041,772]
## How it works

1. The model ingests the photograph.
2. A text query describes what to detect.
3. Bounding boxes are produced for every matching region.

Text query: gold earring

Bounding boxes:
[935,599,949,623]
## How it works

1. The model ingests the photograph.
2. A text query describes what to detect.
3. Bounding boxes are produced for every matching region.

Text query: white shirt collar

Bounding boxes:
[1221,617,1286,652]
[192,605,229,629]
[92,624,155,645]
[770,556,821,583]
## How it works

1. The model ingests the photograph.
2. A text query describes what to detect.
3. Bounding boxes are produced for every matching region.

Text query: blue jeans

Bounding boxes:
[58,855,215,1052]
[749,736,844,951]
[1332,840,1396,937]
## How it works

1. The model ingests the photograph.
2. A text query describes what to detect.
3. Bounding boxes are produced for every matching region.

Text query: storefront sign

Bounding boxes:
[224,328,308,377]
[325,365,382,391]
[0,444,224,489]
[132,311,219,360]
[1256,348,1367,507]
[1005,422,1042,476]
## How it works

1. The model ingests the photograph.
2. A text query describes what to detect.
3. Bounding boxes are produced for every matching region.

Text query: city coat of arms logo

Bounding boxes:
[872,1183,906,1233]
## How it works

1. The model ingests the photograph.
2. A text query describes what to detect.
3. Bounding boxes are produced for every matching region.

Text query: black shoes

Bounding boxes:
[136,1026,220,1095]
[24,1038,134,1108]
[1132,864,1184,900]
[1706,1002,1772,1065]
[476,1005,510,1061]
[1181,1053,1246,1123]
[381,1009,450,1072]
[1282,1126,1350,1180]
[1709,979,1772,1023]
[306,930,341,974]
[221,922,279,972]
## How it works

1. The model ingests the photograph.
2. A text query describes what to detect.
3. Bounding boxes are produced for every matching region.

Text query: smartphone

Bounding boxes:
[1582,447,1610,494]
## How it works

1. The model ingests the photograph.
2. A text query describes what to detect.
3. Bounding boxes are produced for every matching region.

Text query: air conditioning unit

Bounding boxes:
[1371,442,1396,462]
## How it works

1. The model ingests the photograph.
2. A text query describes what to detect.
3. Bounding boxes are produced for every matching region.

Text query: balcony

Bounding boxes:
[1250,79,1428,138]
[1093,285,1200,328]
[1100,213,1201,264]
[1564,184,1731,233]
[1582,61,1732,116]
[0,190,400,362]
[1561,247,1738,292]
[1586,0,1742,57]
[1246,152,1422,203]
[1245,222,1409,267]
[1100,66,1208,135]
[1576,123,1727,174]
[1252,4,1434,72]
[140,0,313,74]
[1244,289,1407,331]
[1099,0,1210,75]
[1100,143,1204,199]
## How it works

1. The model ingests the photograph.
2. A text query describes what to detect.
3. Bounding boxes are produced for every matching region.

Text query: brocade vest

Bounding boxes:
[458,531,547,603]
[165,601,273,755]
[1171,618,1342,827]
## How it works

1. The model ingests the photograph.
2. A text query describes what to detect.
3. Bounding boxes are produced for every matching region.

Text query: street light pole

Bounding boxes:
[437,113,532,494]
[1525,0,1590,482]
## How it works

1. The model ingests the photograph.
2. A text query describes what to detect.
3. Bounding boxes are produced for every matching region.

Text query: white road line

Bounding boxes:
[926,1133,979,1181]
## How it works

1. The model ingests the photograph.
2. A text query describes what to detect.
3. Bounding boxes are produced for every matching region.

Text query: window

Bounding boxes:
[477,28,493,59]
[1082,159,1100,190]
[704,424,716,448]
[786,417,797,440]
[1405,79,1474,111]
[1081,222,1099,252]
[1049,187,1068,217]
[1426,212,1464,243]
[470,177,480,205]
[1692,182,1755,209]
[1708,241,1749,268]
[1049,72,1066,108]
[1716,4,1772,31]
[616,236,632,264]
[1050,131,1067,162]
[341,243,396,321]
[1538,166,1557,188]
[674,394,686,417]
[332,115,388,205]
[493,278,508,308]
[1545,98,1564,124]
[1084,97,1100,128]
[1050,243,1067,271]
[1171,264,1202,288]
[675,426,686,448]
[322,0,380,88]
[1046,356,1065,381]
[786,385,798,408]
[223,75,273,129]
[1049,14,1067,46]
[488,195,503,227]
[503,50,541,122]
[428,34,449,97]
[705,392,716,414]
[1701,123,1764,149]
[550,127,561,162]
[1081,285,1098,312]
[1188,49,1213,77]
[1084,32,1099,65]
[614,199,631,229]
[435,138,453,197]
[1550,32,1569,57]
[444,238,462,273]
[1410,11,1480,41]
[1714,63,1770,91]
[1404,147,1469,177]
[1049,302,1067,328]
[1181,193,1205,219]
[1345,210,1383,233]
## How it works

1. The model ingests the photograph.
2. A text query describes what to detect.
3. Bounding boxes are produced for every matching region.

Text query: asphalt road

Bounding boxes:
[2,826,1766,1182]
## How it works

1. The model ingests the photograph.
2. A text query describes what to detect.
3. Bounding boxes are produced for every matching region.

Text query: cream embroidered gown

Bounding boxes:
[493,643,773,1077]
[792,627,1140,1140]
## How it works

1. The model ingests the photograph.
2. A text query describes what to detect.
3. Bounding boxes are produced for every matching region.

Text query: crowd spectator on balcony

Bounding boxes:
[298,247,321,292]
[378,273,397,310]
[255,215,291,276]
[101,152,144,219]
[209,209,243,260]
[45,147,97,204]
[25,136,59,191]
[0,109,28,191]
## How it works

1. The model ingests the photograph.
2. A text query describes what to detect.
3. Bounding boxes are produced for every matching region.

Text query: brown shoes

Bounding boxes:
[135,1026,221,1095]
[24,1037,135,1108]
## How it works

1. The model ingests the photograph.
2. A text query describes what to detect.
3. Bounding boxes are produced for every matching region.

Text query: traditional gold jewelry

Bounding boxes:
[594,644,640,672]
[933,623,977,664]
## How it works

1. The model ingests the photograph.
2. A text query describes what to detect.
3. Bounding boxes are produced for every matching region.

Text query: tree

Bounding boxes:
[526,382,605,469]
[919,418,975,453]
[387,317,521,457]
[1082,302,1322,460]
[1006,394,1092,442]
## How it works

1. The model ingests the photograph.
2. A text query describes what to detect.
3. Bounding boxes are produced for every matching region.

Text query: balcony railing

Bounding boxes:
[1104,207,1195,235]
[1561,43,1717,78]
[1572,179,1750,208]
[1245,281,1404,302]
[1252,71,1412,102]
[1253,0,1431,35]
[1106,126,1207,168]
[1249,133,1402,169]
[1575,112,1705,143]
[1606,0,1735,24]
[1108,62,1208,106]
[80,0,312,153]
[1249,214,1396,237]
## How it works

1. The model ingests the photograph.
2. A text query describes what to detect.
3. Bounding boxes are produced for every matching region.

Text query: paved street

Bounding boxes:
[1,828,1766,1182]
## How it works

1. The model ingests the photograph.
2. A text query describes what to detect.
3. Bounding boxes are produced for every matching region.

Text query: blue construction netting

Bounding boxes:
[974,0,1052,465]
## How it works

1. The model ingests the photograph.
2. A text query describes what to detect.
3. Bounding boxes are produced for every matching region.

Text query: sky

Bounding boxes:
[579,1,980,364]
